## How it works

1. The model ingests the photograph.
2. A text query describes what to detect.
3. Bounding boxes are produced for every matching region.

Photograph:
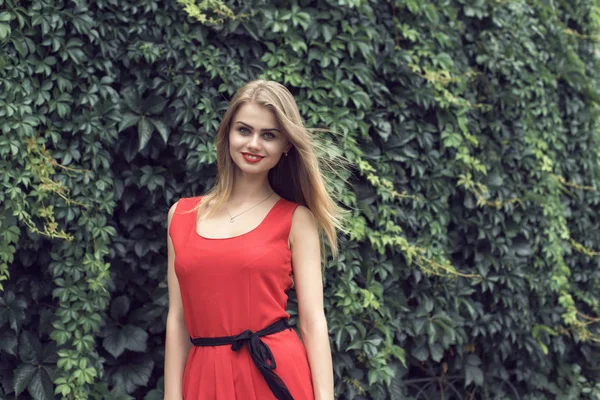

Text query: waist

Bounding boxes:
[190,318,291,347]
[189,318,295,400]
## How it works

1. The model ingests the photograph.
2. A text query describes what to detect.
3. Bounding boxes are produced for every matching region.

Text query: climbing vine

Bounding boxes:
[1,0,599,399]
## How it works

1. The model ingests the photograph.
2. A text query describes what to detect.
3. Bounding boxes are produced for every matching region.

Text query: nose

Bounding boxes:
[248,133,261,150]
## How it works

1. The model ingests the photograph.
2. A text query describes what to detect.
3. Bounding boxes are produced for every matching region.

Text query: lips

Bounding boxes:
[241,153,264,162]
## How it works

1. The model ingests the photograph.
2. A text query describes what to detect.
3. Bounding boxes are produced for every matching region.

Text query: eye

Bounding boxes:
[238,127,250,134]
[264,132,276,140]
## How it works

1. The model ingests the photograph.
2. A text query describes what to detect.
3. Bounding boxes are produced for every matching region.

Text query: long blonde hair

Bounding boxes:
[191,80,350,267]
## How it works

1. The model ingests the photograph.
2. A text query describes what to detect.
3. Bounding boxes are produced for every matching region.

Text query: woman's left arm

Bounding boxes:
[290,205,334,400]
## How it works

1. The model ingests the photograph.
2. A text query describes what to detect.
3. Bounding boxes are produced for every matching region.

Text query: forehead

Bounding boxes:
[232,102,279,128]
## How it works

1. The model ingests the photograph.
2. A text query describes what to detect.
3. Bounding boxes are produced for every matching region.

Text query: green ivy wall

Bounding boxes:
[1,0,600,399]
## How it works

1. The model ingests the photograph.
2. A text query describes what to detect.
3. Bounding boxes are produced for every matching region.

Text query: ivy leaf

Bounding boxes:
[110,295,131,320]
[0,291,27,333]
[367,369,378,386]
[413,317,427,335]
[103,325,127,358]
[411,343,428,361]
[351,91,372,110]
[118,113,140,133]
[376,120,391,141]
[121,325,149,353]
[0,361,13,395]
[145,388,164,400]
[429,342,444,362]
[423,4,439,24]
[465,364,484,387]
[41,341,58,364]
[143,96,168,115]
[27,366,54,400]
[0,22,11,40]
[19,330,41,364]
[123,88,143,114]
[13,363,36,396]
[137,117,154,151]
[484,171,503,187]
[110,355,154,393]
[0,11,12,22]
[406,0,419,14]
[0,329,17,355]
[103,324,148,357]
[148,118,169,144]
[513,236,533,257]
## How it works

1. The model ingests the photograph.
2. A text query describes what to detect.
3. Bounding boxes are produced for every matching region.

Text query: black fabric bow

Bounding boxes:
[190,318,295,400]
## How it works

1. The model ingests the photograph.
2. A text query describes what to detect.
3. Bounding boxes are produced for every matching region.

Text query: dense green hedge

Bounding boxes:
[1,0,600,399]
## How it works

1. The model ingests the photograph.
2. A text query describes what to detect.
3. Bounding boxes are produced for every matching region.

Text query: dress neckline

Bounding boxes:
[194,196,284,240]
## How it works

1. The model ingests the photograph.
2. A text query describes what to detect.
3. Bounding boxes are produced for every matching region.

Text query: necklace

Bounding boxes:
[226,191,275,223]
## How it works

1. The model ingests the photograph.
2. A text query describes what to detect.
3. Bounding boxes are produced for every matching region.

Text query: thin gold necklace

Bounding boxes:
[225,191,275,223]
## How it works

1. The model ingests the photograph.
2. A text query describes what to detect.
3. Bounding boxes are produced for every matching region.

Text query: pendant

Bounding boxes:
[230,218,235,223]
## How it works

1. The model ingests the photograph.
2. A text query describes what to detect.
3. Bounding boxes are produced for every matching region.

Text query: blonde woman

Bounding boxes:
[164,80,346,400]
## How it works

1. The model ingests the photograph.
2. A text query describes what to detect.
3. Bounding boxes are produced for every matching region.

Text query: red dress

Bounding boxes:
[169,196,315,400]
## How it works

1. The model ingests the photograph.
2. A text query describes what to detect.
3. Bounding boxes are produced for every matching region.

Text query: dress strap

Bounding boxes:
[169,197,199,242]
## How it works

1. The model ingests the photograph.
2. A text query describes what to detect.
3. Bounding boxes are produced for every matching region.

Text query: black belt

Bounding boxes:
[190,318,295,400]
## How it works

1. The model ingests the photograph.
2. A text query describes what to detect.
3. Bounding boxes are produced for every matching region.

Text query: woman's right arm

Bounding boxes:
[164,202,192,400]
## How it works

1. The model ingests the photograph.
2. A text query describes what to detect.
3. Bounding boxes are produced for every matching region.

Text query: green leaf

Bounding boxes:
[429,342,443,362]
[465,364,483,387]
[118,113,140,133]
[406,0,419,14]
[0,329,17,355]
[137,117,153,151]
[103,324,148,357]
[123,89,143,114]
[41,341,58,364]
[513,237,533,256]
[423,4,439,23]
[143,96,168,115]
[427,321,437,345]
[19,330,41,364]
[322,25,335,43]
[0,291,27,333]
[103,326,127,358]
[145,388,164,400]
[411,344,428,361]
[149,118,169,144]
[351,91,372,110]
[413,317,427,335]
[13,363,36,396]
[110,295,130,320]
[122,325,149,353]
[110,355,154,394]
[0,22,11,40]
[28,367,54,400]
[436,52,454,69]
[368,369,379,386]
[346,339,363,351]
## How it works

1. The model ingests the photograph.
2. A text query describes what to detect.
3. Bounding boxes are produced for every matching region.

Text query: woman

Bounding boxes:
[164,80,347,400]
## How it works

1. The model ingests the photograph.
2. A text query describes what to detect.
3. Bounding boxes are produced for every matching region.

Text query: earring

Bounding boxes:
[284,152,288,156]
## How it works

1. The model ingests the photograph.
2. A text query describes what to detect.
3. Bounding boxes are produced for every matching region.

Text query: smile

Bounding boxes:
[242,153,264,162]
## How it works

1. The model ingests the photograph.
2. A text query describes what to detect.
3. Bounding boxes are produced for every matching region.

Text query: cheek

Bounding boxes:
[228,132,239,148]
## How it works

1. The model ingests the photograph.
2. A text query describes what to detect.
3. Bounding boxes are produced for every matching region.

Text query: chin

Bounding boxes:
[233,157,274,174]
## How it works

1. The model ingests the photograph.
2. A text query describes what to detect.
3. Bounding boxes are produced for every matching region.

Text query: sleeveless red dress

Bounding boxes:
[169,196,315,400]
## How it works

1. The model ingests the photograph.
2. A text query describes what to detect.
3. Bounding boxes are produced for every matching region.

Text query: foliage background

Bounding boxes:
[1,0,600,399]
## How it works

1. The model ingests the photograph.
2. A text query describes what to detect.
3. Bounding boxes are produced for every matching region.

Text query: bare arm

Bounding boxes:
[290,205,334,400]
[164,202,192,400]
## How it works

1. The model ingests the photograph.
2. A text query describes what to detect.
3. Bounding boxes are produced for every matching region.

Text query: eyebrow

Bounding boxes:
[235,121,281,133]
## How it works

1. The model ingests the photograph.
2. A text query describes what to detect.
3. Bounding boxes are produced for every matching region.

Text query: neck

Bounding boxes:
[229,173,273,203]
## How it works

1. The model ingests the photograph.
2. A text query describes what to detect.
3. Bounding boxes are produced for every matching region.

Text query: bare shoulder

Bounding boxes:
[292,204,315,223]
[290,205,317,248]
